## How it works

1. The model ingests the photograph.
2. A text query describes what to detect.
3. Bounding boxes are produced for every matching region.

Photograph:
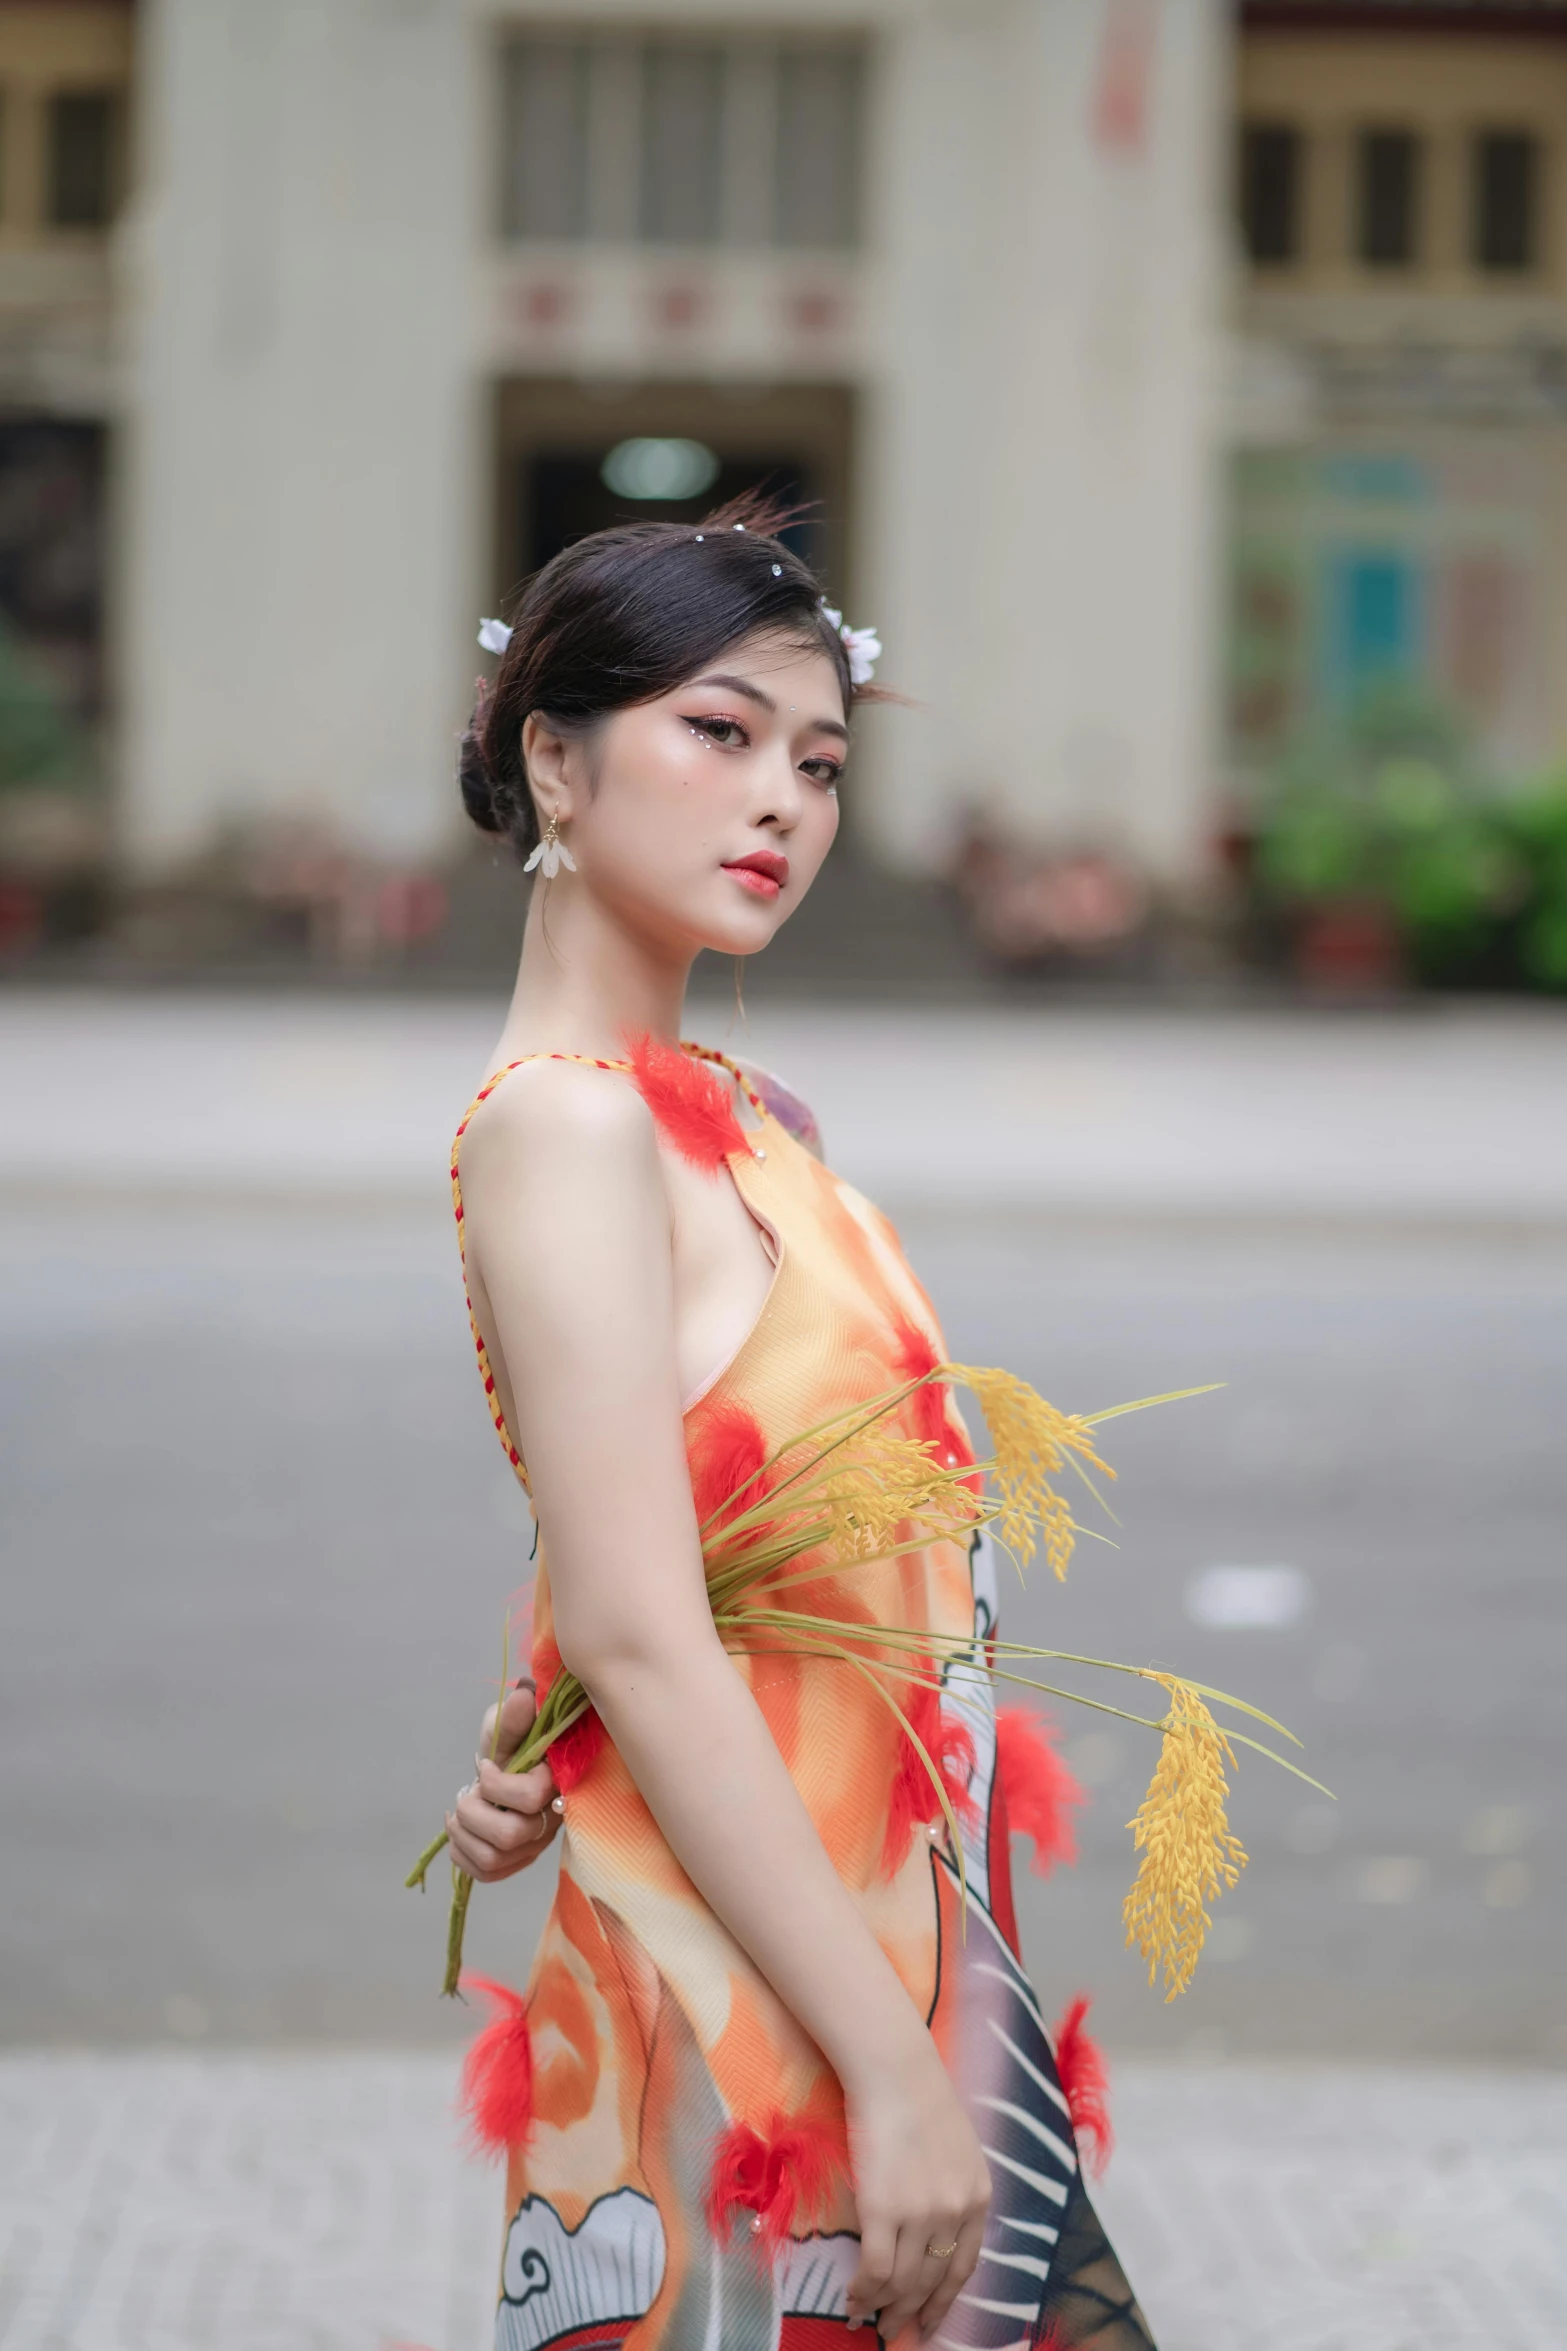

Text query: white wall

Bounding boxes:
[120,0,478,868]
[862,0,1228,882]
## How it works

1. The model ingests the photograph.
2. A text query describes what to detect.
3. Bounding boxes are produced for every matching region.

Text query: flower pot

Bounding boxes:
[1289,896,1405,993]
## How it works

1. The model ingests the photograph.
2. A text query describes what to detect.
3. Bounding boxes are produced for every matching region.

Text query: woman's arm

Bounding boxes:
[459,1064,989,2342]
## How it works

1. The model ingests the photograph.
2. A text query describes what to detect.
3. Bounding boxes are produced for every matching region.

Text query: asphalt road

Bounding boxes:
[3,1194,1563,2064]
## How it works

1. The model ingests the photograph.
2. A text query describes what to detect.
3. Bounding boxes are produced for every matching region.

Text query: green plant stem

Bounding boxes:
[443,1872,474,1999]
[696,1376,932,1539]
[1078,1383,1226,1426]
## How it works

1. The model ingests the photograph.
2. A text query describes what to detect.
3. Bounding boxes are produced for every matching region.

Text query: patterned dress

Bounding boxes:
[450,1041,1155,2351]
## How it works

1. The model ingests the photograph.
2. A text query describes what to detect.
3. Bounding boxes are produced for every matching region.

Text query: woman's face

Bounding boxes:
[529,628,847,960]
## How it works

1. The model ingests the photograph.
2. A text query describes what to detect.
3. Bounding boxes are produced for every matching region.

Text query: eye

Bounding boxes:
[801,757,843,789]
[686,714,748,749]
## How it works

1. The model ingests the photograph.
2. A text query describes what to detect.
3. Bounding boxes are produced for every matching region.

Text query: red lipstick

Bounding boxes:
[722,850,789,900]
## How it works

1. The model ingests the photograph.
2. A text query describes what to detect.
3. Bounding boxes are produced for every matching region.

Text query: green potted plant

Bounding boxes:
[1502,772,1567,993]
[1253,686,1523,990]
[0,615,104,956]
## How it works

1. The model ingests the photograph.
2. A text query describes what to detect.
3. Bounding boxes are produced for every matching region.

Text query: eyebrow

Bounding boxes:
[691,673,850,744]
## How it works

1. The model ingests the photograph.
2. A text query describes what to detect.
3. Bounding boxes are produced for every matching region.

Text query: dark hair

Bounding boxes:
[458,491,880,858]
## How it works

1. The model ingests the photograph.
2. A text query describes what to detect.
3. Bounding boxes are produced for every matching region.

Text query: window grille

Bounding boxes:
[1473,130,1539,272]
[48,91,119,230]
[776,48,862,249]
[501,42,590,239]
[1239,122,1302,264]
[498,32,865,251]
[641,45,725,244]
[1357,129,1421,267]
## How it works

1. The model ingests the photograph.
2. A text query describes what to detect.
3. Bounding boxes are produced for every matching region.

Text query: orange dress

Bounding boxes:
[451,1042,1153,2351]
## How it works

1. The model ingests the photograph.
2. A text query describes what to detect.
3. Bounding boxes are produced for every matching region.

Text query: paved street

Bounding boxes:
[2,2053,1563,2351]
[1,989,1564,2346]
[5,987,1567,1226]
[2,1193,1560,2059]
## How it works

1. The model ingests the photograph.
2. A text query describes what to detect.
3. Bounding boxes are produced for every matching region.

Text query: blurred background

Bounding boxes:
[2,3,1565,2348]
[5,0,1567,992]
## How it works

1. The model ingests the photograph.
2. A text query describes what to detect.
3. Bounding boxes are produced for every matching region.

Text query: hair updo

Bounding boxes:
[458,491,875,860]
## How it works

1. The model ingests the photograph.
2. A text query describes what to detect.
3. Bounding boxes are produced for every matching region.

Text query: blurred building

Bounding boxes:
[1231,0,1567,804]
[117,0,1221,890]
[7,0,1567,916]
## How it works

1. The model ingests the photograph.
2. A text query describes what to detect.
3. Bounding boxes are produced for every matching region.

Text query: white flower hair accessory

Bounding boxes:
[820,602,882,688]
[477,617,512,655]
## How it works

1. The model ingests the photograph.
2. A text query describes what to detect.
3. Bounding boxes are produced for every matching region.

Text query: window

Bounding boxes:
[1332,551,1421,698]
[1357,129,1421,268]
[500,42,590,239]
[641,45,724,244]
[48,91,120,229]
[497,33,866,250]
[1239,123,1302,266]
[776,48,862,249]
[1473,130,1539,272]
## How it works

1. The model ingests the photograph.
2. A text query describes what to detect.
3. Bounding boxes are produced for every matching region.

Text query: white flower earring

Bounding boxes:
[524,811,576,880]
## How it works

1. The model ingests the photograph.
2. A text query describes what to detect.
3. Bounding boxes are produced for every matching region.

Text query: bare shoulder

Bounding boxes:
[459,1057,658,1184]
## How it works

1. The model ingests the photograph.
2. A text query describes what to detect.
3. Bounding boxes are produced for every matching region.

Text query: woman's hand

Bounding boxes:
[844,2039,991,2344]
[445,1681,561,1883]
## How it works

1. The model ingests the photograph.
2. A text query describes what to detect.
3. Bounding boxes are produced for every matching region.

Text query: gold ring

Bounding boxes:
[925,2239,958,2261]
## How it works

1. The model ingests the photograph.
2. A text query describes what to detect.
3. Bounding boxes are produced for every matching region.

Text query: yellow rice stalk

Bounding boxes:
[946,1364,1112,1577]
[1122,1674,1248,2002]
[817,1431,986,1563]
[699,1416,985,1605]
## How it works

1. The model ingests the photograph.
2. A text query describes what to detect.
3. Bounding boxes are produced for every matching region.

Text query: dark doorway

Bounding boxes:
[0,419,108,722]
[527,450,823,576]
[492,381,856,608]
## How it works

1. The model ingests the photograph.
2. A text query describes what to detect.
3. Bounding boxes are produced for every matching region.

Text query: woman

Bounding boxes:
[440,499,1154,2350]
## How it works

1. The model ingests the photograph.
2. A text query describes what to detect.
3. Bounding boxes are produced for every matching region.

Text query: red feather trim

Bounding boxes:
[892,1317,976,1479]
[458,1974,536,2157]
[1052,1994,1113,2176]
[530,1636,608,1793]
[892,1320,947,1452]
[705,2111,849,2255]
[689,1397,770,1535]
[545,1710,607,1793]
[995,1705,1085,1876]
[624,1030,746,1171]
[509,1584,536,1660]
[880,1659,979,1877]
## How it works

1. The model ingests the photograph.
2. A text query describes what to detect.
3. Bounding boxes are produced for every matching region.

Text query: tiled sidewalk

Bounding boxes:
[0,2056,496,2351]
[2,2055,1563,2351]
[1091,2065,1567,2351]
